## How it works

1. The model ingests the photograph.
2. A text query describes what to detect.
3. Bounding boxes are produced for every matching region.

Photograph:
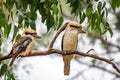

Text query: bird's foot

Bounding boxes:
[64,50,76,55]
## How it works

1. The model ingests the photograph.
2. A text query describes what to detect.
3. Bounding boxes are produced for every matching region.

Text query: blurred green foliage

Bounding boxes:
[0,63,15,80]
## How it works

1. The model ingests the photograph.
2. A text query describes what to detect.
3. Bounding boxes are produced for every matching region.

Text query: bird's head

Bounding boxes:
[22,29,41,39]
[65,22,86,34]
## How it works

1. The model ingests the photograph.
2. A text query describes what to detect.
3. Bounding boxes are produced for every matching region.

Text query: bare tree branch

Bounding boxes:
[49,23,67,49]
[0,49,120,74]
[0,55,11,61]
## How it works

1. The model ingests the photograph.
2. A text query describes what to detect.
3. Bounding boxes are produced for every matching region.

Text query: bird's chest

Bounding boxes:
[63,31,78,51]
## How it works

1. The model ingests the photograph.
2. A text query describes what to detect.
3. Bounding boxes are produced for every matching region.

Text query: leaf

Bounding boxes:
[12,26,18,42]
[98,26,102,35]
[0,64,7,77]
[18,15,23,24]
[79,11,82,19]
[71,1,79,14]
[10,73,15,80]
[108,28,113,37]
[87,0,91,3]
[91,13,97,29]
[95,18,102,35]
[5,0,14,11]
[111,0,120,11]
[6,71,15,80]
[46,15,54,31]
[4,24,11,38]
[97,2,102,14]
[0,39,2,51]
[30,21,36,30]
[111,0,116,11]
[0,11,7,27]
[15,34,21,41]
[86,3,93,16]
[30,12,37,21]
[102,29,107,35]
[106,22,113,37]
[80,13,85,23]
[102,1,106,9]
[105,7,108,17]
[0,39,2,46]
[66,0,77,3]
[101,11,104,17]
[53,4,57,14]
[57,16,64,29]
[24,20,29,28]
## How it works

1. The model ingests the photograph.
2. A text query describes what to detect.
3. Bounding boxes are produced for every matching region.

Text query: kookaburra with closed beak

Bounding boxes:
[9,29,41,67]
[62,22,86,75]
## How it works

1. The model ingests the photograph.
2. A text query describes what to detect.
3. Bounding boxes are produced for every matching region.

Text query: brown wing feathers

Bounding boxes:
[9,37,32,66]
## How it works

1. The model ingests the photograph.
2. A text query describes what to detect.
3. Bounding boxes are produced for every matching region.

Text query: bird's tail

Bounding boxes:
[9,54,18,67]
[63,55,73,75]
[64,60,70,75]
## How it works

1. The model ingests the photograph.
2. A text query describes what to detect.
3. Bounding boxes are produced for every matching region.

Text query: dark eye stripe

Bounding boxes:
[25,32,36,35]
[70,25,80,28]
[70,25,76,27]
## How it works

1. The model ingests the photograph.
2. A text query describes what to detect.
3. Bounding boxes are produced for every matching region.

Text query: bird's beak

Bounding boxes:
[78,29,86,34]
[34,35,41,39]
[81,30,86,34]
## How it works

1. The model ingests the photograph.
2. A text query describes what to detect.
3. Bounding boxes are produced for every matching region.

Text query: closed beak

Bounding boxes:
[78,29,86,34]
[34,35,41,39]
[81,30,86,34]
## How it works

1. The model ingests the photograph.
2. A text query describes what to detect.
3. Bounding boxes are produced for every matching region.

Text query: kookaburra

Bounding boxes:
[62,22,86,75]
[9,29,41,66]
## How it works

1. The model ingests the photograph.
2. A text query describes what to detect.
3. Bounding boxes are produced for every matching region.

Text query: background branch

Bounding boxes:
[89,32,120,51]
[76,59,120,77]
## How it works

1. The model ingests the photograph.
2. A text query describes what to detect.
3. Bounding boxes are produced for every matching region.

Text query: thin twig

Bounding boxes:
[86,49,94,54]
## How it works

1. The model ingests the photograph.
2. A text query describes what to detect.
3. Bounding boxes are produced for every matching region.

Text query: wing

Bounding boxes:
[15,38,32,56]
[9,37,32,55]
[9,37,32,66]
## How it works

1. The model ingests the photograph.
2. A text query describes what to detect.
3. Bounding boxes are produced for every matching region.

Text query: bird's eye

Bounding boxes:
[25,32,37,36]
[25,32,30,35]
[70,26,80,29]
[25,32,34,35]
[30,33,34,35]
[70,25,76,27]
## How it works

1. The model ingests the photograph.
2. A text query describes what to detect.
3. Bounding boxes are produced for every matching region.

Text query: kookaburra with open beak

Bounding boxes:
[9,29,41,67]
[62,22,86,75]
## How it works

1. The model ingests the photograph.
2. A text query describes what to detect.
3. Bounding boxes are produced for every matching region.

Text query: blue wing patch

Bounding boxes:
[15,38,32,55]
